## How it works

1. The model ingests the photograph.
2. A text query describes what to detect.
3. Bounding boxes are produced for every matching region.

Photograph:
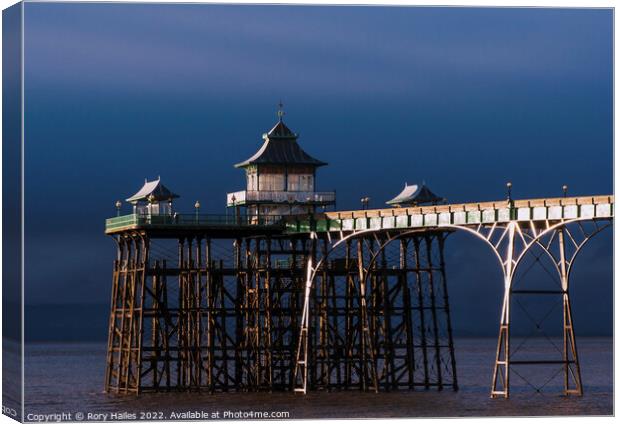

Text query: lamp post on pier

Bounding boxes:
[506,182,514,219]
[194,200,201,223]
[231,195,238,224]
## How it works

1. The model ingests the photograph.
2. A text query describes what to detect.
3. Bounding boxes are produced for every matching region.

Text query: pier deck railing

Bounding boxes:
[226,190,336,206]
[285,195,614,233]
[106,195,613,234]
[105,213,284,233]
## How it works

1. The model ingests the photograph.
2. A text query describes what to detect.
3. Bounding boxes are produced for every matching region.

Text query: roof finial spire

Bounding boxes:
[277,100,285,122]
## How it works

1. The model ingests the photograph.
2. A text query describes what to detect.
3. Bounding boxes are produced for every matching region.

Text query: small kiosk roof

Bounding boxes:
[126,177,179,203]
[386,183,443,207]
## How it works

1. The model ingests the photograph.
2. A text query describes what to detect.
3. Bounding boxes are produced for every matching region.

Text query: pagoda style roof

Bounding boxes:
[235,119,327,168]
[386,183,444,207]
[265,120,297,139]
[126,177,179,203]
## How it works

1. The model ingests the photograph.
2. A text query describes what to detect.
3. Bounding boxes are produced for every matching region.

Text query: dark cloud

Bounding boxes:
[22,4,612,338]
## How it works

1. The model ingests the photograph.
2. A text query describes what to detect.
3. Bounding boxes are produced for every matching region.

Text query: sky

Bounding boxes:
[20,3,612,339]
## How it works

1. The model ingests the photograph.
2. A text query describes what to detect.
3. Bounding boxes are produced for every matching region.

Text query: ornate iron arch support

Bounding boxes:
[293,230,380,394]
[557,228,582,396]
[415,221,517,399]
[422,221,530,398]
[489,218,610,398]
[489,222,518,399]
[462,220,574,399]
[526,220,610,396]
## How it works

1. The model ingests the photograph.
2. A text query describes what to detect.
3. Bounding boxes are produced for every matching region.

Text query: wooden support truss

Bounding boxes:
[105,230,457,394]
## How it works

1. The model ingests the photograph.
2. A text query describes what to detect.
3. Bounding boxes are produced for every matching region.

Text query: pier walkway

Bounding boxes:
[106,195,613,236]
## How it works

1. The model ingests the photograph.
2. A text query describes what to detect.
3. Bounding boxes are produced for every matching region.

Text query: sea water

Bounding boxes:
[19,338,612,420]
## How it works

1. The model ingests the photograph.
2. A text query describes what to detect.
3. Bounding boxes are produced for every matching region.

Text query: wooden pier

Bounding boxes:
[103,112,613,397]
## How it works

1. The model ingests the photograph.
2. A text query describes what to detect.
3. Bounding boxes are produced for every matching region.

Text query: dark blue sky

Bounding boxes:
[22,4,612,337]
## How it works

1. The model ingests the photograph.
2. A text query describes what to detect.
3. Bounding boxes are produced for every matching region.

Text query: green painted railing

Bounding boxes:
[105,213,285,233]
